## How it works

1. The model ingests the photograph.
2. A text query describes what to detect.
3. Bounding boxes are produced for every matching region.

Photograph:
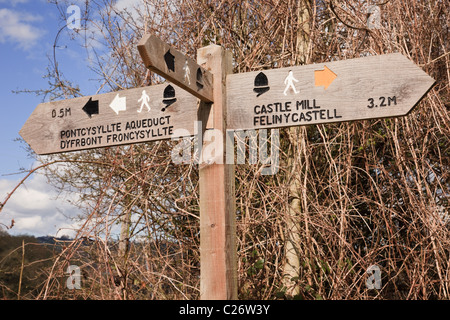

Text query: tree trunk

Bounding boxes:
[118,210,131,299]
[282,0,311,298]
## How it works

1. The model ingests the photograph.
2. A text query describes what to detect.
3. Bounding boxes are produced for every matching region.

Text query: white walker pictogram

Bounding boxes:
[137,90,151,113]
[283,70,299,95]
[183,60,191,85]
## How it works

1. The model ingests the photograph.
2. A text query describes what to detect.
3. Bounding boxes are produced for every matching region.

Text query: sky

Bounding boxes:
[0,0,111,237]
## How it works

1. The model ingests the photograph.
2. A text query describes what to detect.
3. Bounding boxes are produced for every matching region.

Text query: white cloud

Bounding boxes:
[0,8,45,50]
[17,215,44,230]
[114,0,145,12]
[0,172,81,237]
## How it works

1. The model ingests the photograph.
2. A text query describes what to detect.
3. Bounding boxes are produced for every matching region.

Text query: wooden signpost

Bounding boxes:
[227,53,436,131]
[138,34,214,103]
[19,83,198,155]
[20,33,435,301]
[196,45,237,300]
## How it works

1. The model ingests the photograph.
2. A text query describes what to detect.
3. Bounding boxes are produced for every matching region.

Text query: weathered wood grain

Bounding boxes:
[138,34,214,103]
[20,83,198,155]
[198,45,237,300]
[227,53,436,131]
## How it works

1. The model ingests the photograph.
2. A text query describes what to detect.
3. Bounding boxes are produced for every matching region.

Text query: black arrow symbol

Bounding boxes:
[82,97,99,118]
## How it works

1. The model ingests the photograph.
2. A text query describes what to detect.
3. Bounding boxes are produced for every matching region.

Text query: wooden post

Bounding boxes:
[197,45,237,300]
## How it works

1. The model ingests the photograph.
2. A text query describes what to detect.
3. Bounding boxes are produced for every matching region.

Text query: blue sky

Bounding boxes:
[0,0,101,236]
[0,0,97,176]
[0,0,163,237]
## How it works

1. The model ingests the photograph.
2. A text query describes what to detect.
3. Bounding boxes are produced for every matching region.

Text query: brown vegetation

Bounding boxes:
[1,0,449,299]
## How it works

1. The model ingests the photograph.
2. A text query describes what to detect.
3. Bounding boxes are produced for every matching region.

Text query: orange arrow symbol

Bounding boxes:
[315,66,337,89]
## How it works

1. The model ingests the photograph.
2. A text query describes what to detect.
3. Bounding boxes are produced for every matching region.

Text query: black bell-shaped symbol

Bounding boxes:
[162,85,177,112]
[254,72,270,97]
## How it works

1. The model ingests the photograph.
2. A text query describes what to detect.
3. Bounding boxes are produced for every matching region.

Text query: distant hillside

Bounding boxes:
[36,235,73,244]
[0,231,57,299]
